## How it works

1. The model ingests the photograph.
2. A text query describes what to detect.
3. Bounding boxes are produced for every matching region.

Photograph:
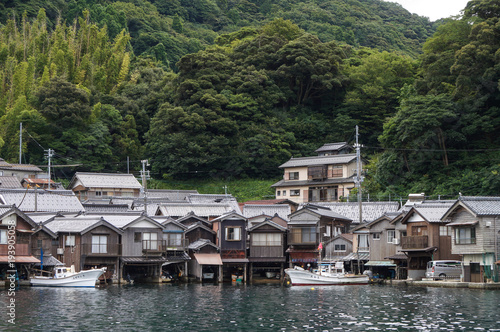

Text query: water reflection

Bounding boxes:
[1,284,499,331]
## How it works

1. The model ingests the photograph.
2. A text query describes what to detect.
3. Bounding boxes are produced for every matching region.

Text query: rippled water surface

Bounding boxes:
[2,283,500,331]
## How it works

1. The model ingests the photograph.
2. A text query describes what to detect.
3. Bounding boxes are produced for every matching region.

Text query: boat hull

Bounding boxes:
[30,269,105,288]
[285,268,369,286]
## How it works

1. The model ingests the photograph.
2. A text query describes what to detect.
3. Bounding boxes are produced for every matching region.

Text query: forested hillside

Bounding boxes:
[0,0,499,199]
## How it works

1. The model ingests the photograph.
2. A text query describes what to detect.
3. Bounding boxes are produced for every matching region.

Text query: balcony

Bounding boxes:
[164,238,189,250]
[401,236,428,249]
[288,230,317,245]
[308,166,327,180]
[221,249,246,259]
[81,243,122,256]
[142,240,166,254]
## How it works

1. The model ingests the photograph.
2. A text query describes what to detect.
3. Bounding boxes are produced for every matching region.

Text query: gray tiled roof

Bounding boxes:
[158,203,238,218]
[148,189,198,200]
[44,216,104,233]
[414,202,455,222]
[315,142,351,153]
[0,176,23,188]
[242,204,290,221]
[71,172,142,189]
[304,202,400,224]
[0,189,84,212]
[188,239,218,250]
[459,196,500,216]
[279,154,357,168]
[0,159,42,172]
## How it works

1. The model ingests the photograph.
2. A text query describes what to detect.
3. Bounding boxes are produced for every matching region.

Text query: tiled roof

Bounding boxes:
[279,154,357,168]
[414,202,455,222]
[459,196,500,216]
[71,172,142,189]
[188,239,218,250]
[44,216,104,233]
[187,194,241,212]
[242,204,290,221]
[0,159,42,172]
[0,189,84,212]
[158,203,237,218]
[0,176,23,188]
[83,203,130,213]
[147,189,198,200]
[271,177,356,188]
[304,202,400,224]
[315,142,351,153]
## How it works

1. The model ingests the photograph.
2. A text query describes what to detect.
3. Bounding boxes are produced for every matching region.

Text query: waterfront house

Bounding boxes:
[442,196,500,282]
[0,205,40,280]
[43,215,123,281]
[188,239,222,281]
[323,233,353,262]
[156,217,190,278]
[102,213,167,283]
[242,204,291,225]
[69,172,142,201]
[248,218,287,282]
[399,200,458,280]
[211,211,249,282]
[287,204,351,267]
[271,142,362,204]
[352,212,401,278]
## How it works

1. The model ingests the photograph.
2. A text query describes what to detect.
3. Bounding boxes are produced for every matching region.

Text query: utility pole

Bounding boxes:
[19,122,22,164]
[355,125,364,274]
[140,160,150,215]
[45,148,54,190]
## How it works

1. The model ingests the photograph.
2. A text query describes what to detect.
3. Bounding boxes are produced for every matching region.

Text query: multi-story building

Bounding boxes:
[271,142,362,204]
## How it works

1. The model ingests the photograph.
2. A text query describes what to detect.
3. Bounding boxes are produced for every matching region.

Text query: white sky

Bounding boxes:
[386,0,470,21]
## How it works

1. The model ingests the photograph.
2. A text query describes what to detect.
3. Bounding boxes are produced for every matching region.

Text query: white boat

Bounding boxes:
[31,266,106,288]
[285,262,369,286]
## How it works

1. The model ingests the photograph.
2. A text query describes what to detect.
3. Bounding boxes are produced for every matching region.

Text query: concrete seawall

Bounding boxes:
[381,279,500,289]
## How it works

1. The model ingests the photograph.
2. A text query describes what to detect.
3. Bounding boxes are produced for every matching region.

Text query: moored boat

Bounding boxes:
[285,262,369,286]
[30,266,106,287]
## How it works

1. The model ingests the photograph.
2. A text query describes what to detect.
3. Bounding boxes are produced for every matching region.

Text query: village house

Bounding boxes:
[323,233,353,263]
[188,239,222,281]
[399,199,458,280]
[248,218,287,282]
[0,205,40,280]
[42,216,123,282]
[0,188,84,213]
[69,172,143,201]
[211,211,249,282]
[442,196,500,282]
[271,142,362,204]
[287,204,351,267]
[0,159,43,182]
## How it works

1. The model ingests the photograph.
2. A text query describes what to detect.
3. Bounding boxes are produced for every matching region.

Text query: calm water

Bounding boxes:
[1,283,500,331]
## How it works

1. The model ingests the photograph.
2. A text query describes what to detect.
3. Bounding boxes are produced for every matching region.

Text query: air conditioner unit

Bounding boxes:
[57,248,64,255]
[393,238,400,245]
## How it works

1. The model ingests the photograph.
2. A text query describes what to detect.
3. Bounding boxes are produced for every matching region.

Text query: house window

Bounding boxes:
[91,235,107,253]
[134,232,142,242]
[372,233,380,240]
[0,229,6,244]
[387,230,396,243]
[143,232,158,250]
[65,235,75,247]
[95,191,102,197]
[440,226,450,236]
[289,172,299,180]
[277,191,281,197]
[166,233,182,246]
[331,166,343,178]
[455,227,476,245]
[412,226,427,236]
[358,234,369,251]
[290,227,316,244]
[283,190,287,196]
[252,233,281,246]
[334,244,346,252]
[290,189,300,196]
[308,186,338,202]
[225,227,241,241]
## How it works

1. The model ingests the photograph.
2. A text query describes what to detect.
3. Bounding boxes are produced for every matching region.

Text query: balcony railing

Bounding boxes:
[288,232,317,245]
[142,240,166,253]
[401,235,428,249]
[164,238,189,250]
[81,243,122,256]
[221,249,246,259]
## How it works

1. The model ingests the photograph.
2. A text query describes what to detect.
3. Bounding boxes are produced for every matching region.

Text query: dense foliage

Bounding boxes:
[0,0,499,199]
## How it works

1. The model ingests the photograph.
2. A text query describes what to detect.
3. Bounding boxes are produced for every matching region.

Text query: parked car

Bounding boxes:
[425,260,462,279]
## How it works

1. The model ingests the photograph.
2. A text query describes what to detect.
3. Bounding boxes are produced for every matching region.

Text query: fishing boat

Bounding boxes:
[30,266,106,287]
[285,262,369,286]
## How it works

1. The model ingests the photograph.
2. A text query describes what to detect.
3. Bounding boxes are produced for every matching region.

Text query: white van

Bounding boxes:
[425,260,462,279]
